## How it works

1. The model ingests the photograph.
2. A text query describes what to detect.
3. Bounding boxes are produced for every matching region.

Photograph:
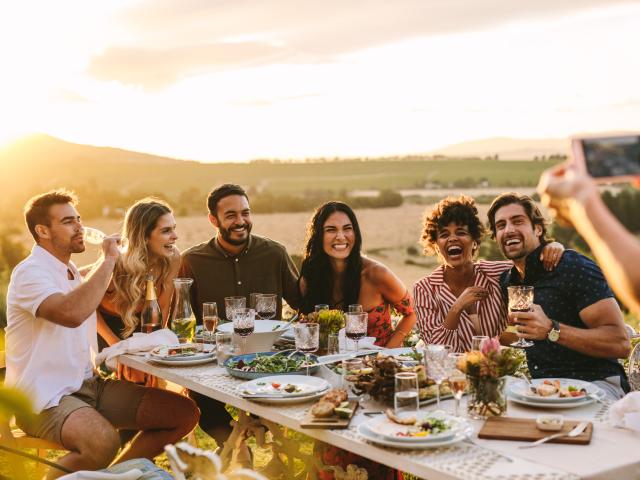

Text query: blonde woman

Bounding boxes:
[97,198,180,366]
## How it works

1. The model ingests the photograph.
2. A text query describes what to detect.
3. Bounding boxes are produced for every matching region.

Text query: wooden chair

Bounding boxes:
[0,349,68,478]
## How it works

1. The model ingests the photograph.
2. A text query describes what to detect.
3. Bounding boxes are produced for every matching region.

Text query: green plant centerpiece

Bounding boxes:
[301,309,345,350]
[457,337,522,418]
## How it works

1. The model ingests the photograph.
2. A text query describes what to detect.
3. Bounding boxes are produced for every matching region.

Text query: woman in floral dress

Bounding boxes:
[298,201,415,347]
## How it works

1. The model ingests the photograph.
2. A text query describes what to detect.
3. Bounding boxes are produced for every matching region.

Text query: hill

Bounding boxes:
[0,134,562,219]
[429,137,569,160]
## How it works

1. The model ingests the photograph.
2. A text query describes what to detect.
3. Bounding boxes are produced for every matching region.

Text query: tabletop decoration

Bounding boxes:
[458,337,522,418]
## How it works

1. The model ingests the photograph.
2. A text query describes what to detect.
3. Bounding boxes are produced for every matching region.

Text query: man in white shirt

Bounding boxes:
[6,189,199,478]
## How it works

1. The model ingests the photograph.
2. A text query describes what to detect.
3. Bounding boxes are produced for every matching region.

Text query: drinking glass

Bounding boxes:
[215,332,235,365]
[256,294,277,320]
[342,358,364,399]
[202,302,218,343]
[232,308,255,354]
[345,312,368,353]
[507,285,534,348]
[225,296,246,322]
[471,335,489,351]
[294,323,319,376]
[447,352,467,417]
[348,304,363,313]
[327,333,340,355]
[394,372,419,415]
[83,227,128,252]
[314,304,329,313]
[425,345,451,410]
[249,293,262,310]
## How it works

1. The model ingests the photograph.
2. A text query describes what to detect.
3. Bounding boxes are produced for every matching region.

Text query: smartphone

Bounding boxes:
[572,134,640,183]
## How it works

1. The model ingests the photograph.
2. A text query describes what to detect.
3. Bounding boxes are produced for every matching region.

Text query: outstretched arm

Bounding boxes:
[539,160,640,313]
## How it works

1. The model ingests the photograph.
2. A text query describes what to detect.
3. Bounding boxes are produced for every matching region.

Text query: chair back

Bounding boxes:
[165,442,266,480]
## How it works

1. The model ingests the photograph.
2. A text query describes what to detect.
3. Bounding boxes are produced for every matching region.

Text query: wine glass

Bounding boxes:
[348,304,363,313]
[256,294,277,320]
[507,285,534,348]
[224,296,246,322]
[425,344,451,410]
[232,308,255,354]
[345,312,368,353]
[294,322,319,376]
[314,304,329,313]
[202,302,218,344]
[447,352,467,417]
[83,226,128,252]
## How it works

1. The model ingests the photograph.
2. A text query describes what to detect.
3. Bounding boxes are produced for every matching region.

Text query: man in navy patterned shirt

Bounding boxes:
[487,193,631,398]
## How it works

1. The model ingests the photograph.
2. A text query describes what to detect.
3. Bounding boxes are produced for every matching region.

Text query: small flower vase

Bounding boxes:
[466,375,508,419]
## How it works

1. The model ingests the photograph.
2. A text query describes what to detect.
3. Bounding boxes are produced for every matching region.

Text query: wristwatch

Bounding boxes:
[547,319,560,342]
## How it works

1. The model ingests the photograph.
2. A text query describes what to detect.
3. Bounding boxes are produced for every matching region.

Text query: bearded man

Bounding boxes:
[487,192,630,399]
[179,183,300,445]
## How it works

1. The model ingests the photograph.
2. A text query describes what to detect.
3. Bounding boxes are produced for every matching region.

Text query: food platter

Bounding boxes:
[366,411,464,443]
[224,351,319,379]
[148,343,215,366]
[357,420,471,449]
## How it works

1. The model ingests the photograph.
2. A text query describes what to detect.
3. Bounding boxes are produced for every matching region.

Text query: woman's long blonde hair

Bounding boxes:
[112,198,173,337]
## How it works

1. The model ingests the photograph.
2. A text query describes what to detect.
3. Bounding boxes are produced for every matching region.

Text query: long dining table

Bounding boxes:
[118,353,640,480]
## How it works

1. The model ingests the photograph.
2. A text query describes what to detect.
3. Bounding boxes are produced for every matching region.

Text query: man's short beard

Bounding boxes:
[217,217,252,246]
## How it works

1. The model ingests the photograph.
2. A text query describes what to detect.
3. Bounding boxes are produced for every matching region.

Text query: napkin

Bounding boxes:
[60,469,143,480]
[608,391,640,432]
[94,329,179,370]
[337,328,383,353]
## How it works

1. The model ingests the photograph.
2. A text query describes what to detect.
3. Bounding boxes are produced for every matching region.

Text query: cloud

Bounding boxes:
[87,0,636,89]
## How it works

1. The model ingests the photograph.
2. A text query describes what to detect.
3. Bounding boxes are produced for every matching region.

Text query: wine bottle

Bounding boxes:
[141,274,162,333]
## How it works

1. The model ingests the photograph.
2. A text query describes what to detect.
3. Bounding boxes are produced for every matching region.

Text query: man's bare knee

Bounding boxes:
[61,407,120,468]
[137,389,200,435]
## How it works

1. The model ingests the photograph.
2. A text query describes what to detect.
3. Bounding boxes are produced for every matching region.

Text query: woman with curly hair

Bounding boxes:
[299,201,415,347]
[97,198,180,358]
[413,195,564,352]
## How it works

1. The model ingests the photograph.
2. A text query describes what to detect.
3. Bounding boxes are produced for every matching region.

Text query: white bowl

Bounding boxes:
[217,320,291,354]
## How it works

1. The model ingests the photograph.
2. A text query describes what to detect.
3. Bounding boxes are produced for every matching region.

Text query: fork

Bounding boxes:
[519,421,589,449]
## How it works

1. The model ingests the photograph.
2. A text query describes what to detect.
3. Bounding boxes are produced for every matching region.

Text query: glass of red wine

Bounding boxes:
[232,308,255,354]
[507,285,534,348]
[294,322,319,376]
[345,312,368,353]
[256,294,277,320]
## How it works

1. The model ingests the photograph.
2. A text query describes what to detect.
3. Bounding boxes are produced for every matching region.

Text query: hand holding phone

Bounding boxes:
[573,134,640,184]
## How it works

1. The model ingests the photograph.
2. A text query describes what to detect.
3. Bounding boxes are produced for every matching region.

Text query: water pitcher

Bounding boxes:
[171,278,196,343]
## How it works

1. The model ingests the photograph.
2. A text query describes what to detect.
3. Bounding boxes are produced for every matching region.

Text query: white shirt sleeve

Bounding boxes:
[8,263,63,319]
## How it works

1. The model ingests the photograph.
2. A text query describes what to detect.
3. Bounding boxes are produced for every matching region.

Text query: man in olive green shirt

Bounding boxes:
[179,183,300,447]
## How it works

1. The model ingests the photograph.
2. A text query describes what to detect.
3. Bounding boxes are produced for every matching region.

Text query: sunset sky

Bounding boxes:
[1,0,639,162]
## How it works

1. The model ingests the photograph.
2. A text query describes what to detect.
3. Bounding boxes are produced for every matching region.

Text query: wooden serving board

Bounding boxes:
[300,400,359,429]
[478,417,593,445]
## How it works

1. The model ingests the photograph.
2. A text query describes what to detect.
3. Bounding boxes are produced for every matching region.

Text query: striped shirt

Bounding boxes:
[413,260,512,352]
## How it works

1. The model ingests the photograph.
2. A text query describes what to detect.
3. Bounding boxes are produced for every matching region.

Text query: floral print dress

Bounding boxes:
[367,291,414,346]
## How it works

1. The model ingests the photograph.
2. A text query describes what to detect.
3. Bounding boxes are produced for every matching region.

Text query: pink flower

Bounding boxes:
[481,337,501,355]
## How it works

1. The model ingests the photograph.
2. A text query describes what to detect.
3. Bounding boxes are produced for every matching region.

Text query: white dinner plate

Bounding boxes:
[149,343,215,362]
[147,354,216,367]
[357,422,471,449]
[366,411,465,443]
[508,378,603,404]
[509,391,605,409]
[237,375,331,404]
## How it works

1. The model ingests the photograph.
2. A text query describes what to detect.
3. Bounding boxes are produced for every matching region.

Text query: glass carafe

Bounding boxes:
[171,278,196,343]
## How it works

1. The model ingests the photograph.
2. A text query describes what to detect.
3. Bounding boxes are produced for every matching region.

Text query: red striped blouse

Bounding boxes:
[413,260,512,352]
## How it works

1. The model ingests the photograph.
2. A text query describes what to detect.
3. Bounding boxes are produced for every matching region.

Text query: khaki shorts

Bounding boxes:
[16,376,147,447]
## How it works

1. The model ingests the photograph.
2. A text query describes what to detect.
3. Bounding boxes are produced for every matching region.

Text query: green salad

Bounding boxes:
[227,354,312,373]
